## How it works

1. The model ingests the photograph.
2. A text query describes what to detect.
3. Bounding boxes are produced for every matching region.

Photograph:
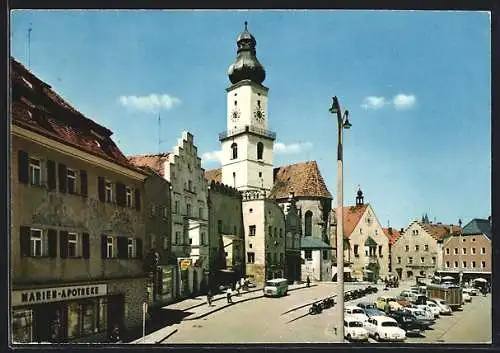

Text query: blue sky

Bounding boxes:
[10,10,491,229]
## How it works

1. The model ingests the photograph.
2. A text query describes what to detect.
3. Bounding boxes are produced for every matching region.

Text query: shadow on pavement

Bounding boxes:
[123,308,193,343]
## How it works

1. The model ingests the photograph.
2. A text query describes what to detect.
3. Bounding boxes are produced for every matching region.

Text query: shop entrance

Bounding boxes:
[107,295,125,337]
[33,303,66,343]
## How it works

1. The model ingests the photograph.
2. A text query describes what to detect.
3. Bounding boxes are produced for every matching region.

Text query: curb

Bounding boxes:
[130,325,179,344]
[157,328,178,344]
[178,286,264,312]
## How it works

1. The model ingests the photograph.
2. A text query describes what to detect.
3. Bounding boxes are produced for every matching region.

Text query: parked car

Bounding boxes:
[462,289,472,303]
[399,291,418,302]
[357,302,377,310]
[414,303,440,319]
[344,315,369,342]
[387,309,426,335]
[425,301,441,318]
[469,287,479,296]
[345,305,369,322]
[376,296,403,312]
[404,307,435,328]
[428,298,452,315]
[364,308,388,318]
[364,315,406,342]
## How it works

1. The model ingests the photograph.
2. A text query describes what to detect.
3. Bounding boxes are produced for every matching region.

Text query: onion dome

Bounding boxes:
[228,21,266,85]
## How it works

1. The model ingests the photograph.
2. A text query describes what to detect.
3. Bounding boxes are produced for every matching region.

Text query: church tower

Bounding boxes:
[220,22,275,191]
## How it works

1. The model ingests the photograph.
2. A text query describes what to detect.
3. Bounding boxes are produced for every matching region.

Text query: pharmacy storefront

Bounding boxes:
[11,283,123,343]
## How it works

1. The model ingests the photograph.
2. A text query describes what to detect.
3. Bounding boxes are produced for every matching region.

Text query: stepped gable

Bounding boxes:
[11,57,144,173]
[270,161,332,199]
[205,168,222,184]
[128,153,171,177]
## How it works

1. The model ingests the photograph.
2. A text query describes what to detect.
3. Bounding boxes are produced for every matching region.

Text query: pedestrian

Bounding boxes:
[207,289,213,306]
[240,277,246,291]
[306,276,310,288]
[235,281,241,296]
[110,324,121,343]
[226,287,233,303]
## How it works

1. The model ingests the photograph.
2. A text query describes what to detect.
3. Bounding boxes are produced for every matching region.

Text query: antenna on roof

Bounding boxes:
[158,110,161,155]
[27,23,32,69]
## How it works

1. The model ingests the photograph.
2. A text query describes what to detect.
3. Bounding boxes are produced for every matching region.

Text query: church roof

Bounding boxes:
[270,161,332,199]
[301,237,332,249]
[128,153,171,177]
[203,160,332,199]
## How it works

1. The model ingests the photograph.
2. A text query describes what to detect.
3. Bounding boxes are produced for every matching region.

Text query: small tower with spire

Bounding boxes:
[355,186,364,206]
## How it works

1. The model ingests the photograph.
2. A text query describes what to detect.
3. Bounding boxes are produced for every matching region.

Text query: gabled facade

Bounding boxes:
[300,237,332,282]
[330,189,389,281]
[11,57,149,343]
[382,227,403,275]
[391,220,459,280]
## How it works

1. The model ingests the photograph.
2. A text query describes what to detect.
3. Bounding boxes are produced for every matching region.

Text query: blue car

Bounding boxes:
[364,308,387,318]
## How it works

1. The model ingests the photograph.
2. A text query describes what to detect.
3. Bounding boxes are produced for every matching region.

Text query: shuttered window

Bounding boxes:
[134,189,141,210]
[58,163,67,193]
[47,160,56,190]
[82,233,90,259]
[80,170,88,197]
[18,150,29,184]
[98,177,105,202]
[116,182,126,207]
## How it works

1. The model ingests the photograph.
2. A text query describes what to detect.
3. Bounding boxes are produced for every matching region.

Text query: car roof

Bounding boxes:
[346,305,364,310]
[345,314,364,322]
[371,315,395,322]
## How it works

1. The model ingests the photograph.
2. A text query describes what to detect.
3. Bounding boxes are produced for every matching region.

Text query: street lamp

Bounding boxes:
[329,96,351,341]
[458,218,463,285]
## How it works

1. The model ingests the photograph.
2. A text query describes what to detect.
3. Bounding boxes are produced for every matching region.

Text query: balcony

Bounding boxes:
[219,125,276,141]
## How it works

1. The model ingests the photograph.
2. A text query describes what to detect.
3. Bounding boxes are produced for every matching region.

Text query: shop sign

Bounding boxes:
[12,284,107,306]
[179,259,192,271]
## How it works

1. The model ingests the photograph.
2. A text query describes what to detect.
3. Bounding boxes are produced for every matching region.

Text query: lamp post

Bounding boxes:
[458,218,463,285]
[329,96,351,341]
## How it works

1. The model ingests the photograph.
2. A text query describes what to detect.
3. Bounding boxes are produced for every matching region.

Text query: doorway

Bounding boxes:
[33,303,66,343]
[107,295,124,337]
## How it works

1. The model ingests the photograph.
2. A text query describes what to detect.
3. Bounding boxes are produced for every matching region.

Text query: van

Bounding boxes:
[263,278,288,297]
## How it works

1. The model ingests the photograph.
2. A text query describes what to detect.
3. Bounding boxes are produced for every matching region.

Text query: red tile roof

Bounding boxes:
[421,223,460,241]
[330,204,369,238]
[382,227,402,245]
[11,57,144,174]
[128,153,171,177]
[204,161,332,199]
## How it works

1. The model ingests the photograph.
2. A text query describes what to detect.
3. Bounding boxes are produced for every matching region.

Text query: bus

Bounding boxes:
[426,283,462,310]
[263,278,289,297]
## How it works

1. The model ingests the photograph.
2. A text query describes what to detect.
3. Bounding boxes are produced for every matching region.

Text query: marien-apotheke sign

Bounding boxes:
[12,284,107,306]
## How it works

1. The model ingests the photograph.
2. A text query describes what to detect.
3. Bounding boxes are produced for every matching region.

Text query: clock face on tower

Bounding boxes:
[253,106,266,123]
[231,108,241,122]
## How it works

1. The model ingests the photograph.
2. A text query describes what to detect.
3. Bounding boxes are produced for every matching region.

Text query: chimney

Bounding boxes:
[400,228,404,233]
[388,227,393,235]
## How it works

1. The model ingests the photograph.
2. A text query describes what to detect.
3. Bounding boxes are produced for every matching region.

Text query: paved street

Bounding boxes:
[160,281,491,344]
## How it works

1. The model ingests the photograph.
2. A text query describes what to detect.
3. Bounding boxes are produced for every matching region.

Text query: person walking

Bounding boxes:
[240,277,246,291]
[207,289,213,306]
[306,276,310,288]
[110,324,121,343]
[235,281,241,296]
[226,287,233,303]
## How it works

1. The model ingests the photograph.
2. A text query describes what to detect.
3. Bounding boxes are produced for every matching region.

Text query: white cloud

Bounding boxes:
[201,150,222,162]
[361,96,387,110]
[118,93,181,113]
[392,94,416,109]
[274,141,313,154]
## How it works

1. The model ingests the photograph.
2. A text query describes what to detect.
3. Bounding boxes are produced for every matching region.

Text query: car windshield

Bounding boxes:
[265,282,279,287]
[381,321,398,327]
[349,321,364,327]
[352,309,364,314]
[439,301,449,306]
[387,298,396,302]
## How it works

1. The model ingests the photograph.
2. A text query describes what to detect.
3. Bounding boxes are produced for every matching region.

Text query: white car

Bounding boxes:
[425,301,441,318]
[345,305,369,322]
[344,315,369,342]
[469,287,479,296]
[429,298,452,315]
[414,304,439,319]
[405,307,435,323]
[462,290,472,303]
[364,315,406,342]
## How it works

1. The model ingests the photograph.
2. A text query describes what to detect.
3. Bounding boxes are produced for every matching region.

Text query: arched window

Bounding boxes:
[257,142,264,160]
[304,211,313,237]
[231,143,238,159]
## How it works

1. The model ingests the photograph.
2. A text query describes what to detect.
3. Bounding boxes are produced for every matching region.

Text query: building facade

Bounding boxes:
[441,218,492,282]
[391,220,459,281]
[300,237,332,282]
[11,58,148,343]
[282,190,302,283]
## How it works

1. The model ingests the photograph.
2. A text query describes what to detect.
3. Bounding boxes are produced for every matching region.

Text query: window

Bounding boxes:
[472,238,476,242]
[126,187,133,207]
[257,142,264,160]
[408,257,413,264]
[175,231,181,245]
[304,211,313,236]
[359,228,363,234]
[432,257,436,265]
[412,229,419,236]
[68,233,79,257]
[174,201,179,214]
[405,245,409,252]
[105,181,113,203]
[231,143,238,159]
[481,247,486,254]
[446,248,450,255]
[445,261,450,268]
[462,248,467,255]
[29,158,41,186]
[107,236,114,258]
[481,261,486,268]
[397,257,401,264]
[67,169,76,193]
[378,245,382,257]
[128,238,136,258]
[199,207,203,219]
[322,250,328,260]
[12,309,33,343]
[302,250,312,261]
[201,232,206,245]
[247,252,255,264]
[420,257,425,264]
[280,252,285,264]
[186,204,191,217]
[189,238,193,245]
[415,245,419,251]
[30,229,43,257]
[424,244,429,251]
[462,261,467,268]
[454,248,458,255]
[471,261,476,268]
[454,261,458,268]
[248,225,256,236]
[163,206,168,218]
[188,180,192,191]
[258,171,262,178]
[268,226,272,237]
[353,245,359,256]
[471,247,476,255]
[273,227,277,238]
[218,220,223,234]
